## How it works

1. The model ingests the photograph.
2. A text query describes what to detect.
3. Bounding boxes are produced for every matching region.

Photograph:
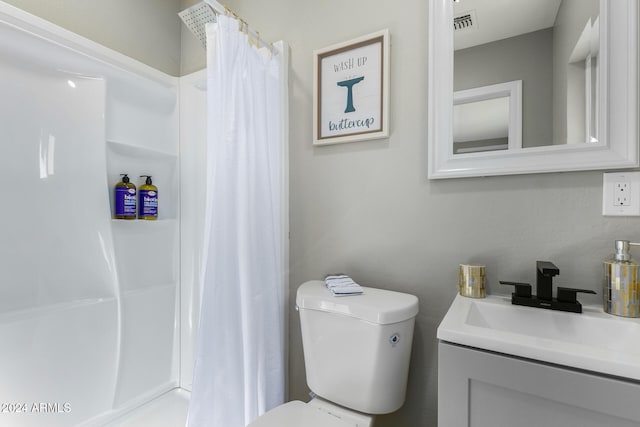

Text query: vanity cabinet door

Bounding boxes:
[438,342,640,427]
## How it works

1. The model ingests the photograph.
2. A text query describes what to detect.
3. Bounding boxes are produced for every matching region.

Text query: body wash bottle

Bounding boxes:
[114,174,136,219]
[138,175,158,220]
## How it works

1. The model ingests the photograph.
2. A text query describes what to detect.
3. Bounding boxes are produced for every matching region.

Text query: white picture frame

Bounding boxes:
[313,29,390,145]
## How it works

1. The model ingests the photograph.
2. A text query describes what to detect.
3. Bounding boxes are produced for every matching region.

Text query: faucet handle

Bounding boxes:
[500,281,532,298]
[557,287,597,304]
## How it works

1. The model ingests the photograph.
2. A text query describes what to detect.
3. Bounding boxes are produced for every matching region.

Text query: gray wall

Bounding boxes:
[180,0,206,75]
[552,0,600,144]
[454,28,554,148]
[212,1,640,426]
[3,0,182,76]
[9,1,640,426]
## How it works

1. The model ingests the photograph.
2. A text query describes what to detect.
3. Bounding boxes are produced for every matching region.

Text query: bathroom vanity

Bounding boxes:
[437,295,640,426]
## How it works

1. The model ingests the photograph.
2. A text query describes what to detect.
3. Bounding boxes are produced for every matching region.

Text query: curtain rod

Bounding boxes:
[204,0,273,52]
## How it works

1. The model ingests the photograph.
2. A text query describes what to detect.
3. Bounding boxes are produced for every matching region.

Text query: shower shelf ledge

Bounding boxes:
[0,297,117,324]
[107,140,177,159]
[111,218,178,224]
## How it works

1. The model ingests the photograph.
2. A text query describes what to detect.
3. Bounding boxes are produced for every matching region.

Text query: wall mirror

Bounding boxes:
[428,0,638,179]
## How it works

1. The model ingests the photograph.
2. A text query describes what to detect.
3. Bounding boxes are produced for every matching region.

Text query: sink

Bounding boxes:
[437,294,640,381]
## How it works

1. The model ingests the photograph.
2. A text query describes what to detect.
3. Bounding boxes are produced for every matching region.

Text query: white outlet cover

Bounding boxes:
[603,172,640,216]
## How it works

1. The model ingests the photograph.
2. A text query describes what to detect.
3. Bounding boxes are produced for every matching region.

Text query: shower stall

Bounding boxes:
[0,2,287,426]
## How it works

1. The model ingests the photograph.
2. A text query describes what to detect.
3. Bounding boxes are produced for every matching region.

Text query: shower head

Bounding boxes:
[179,2,217,48]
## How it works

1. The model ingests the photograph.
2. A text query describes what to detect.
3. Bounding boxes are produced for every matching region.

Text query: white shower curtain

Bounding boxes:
[187,15,285,427]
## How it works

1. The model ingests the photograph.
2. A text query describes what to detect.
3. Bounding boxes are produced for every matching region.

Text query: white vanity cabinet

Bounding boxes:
[438,342,640,426]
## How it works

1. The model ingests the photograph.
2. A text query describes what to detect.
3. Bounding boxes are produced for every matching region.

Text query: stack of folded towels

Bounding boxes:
[324,274,364,297]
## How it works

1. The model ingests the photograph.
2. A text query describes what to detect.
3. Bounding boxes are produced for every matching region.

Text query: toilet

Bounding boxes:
[249,280,419,426]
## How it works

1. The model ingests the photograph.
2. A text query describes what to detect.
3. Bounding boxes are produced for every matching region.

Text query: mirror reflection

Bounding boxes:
[453,80,522,154]
[453,0,600,154]
[454,97,509,154]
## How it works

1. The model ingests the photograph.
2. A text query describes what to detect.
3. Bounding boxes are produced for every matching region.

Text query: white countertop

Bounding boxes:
[437,294,640,381]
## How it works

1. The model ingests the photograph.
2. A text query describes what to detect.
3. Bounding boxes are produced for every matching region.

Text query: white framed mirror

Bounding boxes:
[428,0,638,179]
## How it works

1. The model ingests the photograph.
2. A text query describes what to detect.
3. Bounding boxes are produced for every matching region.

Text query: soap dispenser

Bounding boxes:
[138,175,158,220]
[603,240,640,317]
[114,174,136,220]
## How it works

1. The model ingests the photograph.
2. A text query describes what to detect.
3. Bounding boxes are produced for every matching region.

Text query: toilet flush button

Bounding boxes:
[389,333,400,346]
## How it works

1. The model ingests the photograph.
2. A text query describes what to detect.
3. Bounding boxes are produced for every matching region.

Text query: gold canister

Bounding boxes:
[459,264,486,298]
[603,260,640,317]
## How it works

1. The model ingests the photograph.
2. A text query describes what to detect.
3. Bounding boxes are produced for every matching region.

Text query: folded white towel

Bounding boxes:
[325,274,363,296]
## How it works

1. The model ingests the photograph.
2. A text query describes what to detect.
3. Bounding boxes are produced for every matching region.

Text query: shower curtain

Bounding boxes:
[187,15,285,427]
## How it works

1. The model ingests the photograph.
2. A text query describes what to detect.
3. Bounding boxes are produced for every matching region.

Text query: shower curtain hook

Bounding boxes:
[251,29,260,46]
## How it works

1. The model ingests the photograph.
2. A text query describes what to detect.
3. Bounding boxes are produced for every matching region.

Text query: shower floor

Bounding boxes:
[105,388,190,427]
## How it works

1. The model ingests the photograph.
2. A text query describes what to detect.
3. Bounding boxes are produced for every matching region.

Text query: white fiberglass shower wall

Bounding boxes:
[0,3,180,426]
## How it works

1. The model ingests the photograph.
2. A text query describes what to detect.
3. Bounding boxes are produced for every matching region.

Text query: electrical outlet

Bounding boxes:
[615,182,631,206]
[603,172,640,216]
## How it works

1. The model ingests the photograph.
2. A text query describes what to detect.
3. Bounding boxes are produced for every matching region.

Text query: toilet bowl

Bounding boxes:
[248,280,419,426]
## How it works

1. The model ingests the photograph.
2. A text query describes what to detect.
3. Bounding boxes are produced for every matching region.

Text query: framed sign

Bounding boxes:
[313,29,390,145]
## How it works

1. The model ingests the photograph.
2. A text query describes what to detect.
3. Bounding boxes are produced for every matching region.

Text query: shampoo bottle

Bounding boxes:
[138,175,158,220]
[114,174,137,219]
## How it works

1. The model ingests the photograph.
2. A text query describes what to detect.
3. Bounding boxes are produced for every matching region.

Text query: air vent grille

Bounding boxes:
[454,10,477,31]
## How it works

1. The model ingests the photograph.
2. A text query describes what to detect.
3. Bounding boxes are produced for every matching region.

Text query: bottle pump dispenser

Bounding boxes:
[138,175,158,220]
[114,174,136,219]
[603,240,640,317]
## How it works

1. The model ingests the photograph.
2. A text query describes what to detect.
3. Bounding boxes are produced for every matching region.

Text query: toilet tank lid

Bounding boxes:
[296,281,419,325]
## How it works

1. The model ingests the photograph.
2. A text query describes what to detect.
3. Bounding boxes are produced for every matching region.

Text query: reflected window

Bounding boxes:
[454,96,509,154]
[567,17,600,144]
[453,80,522,156]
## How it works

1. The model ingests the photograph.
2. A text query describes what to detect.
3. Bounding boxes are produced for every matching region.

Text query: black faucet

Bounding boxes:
[500,261,596,313]
[536,261,558,301]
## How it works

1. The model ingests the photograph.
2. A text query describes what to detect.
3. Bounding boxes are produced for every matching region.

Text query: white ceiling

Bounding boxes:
[454,0,563,50]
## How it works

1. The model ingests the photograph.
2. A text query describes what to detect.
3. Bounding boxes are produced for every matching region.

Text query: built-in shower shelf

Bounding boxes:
[111,219,177,224]
[0,297,117,324]
[107,140,177,159]
[107,140,178,220]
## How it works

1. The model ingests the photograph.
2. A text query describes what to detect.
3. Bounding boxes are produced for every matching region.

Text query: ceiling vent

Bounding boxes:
[454,10,477,32]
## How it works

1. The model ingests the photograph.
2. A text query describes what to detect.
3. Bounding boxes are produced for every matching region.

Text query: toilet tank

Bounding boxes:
[296,281,419,414]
